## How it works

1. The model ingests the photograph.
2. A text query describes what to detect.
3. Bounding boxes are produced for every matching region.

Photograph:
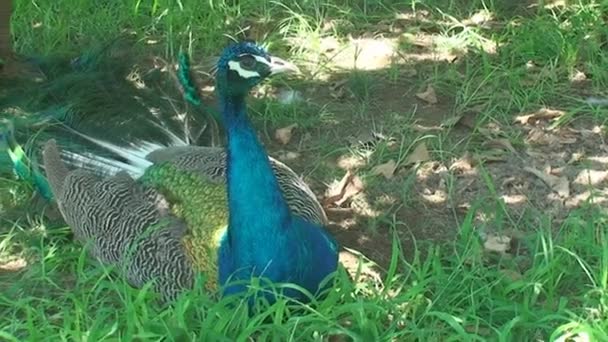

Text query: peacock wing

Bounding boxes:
[145,145,328,226]
[42,139,195,302]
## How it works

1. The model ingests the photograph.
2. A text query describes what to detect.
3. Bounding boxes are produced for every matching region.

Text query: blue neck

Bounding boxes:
[221,95,291,256]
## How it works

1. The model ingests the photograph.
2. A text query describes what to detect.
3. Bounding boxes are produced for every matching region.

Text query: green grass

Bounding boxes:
[3,0,608,340]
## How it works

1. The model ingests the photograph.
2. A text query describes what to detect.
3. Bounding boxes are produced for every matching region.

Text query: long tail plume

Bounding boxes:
[0,38,221,200]
[0,119,53,200]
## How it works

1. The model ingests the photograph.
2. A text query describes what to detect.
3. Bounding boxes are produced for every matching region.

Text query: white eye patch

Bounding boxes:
[227,54,272,79]
[252,55,271,66]
[227,60,261,79]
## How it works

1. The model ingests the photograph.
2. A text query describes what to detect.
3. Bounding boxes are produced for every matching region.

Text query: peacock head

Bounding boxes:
[215,40,300,98]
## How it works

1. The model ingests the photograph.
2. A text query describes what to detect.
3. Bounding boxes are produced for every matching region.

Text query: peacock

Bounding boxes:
[37,41,340,304]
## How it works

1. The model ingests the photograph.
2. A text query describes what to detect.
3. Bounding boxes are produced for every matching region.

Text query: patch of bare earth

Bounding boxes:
[261,34,608,274]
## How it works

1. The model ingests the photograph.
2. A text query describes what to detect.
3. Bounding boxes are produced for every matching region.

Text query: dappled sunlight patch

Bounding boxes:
[338,247,383,289]
[326,37,400,71]
[585,156,608,165]
[336,154,367,171]
[543,0,567,10]
[350,193,381,218]
[514,107,565,125]
[0,257,27,273]
[501,194,528,205]
[323,170,364,207]
[328,215,358,230]
[573,170,608,186]
[420,188,447,204]
[565,190,608,208]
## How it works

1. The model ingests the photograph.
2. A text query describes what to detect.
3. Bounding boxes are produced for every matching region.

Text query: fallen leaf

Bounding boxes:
[500,269,523,281]
[525,148,546,160]
[405,142,431,165]
[276,151,301,161]
[371,160,397,179]
[567,152,584,164]
[412,124,443,132]
[441,114,463,127]
[558,136,577,144]
[474,150,507,163]
[484,234,511,254]
[484,138,516,153]
[449,153,474,173]
[514,108,565,125]
[324,171,364,206]
[274,124,298,145]
[569,70,587,82]
[524,166,570,197]
[574,169,608,186]
[415,85,438,104]
[329,79,348,100]
[526,128,558,145]
[0,258,27,272]
[442,109,480,130]
[525,60,536,69]
[337,154,366,170]
[463,9,493,26]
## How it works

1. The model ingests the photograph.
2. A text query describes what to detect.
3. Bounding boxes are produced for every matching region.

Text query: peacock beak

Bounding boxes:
[268,56,301,75]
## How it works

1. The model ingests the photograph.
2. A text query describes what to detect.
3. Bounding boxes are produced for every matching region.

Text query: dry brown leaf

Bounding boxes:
[570,70,587,82]
[0,258,27,272]
[371,159,397,179]
[463,9,493,26]
[475,149,508,163]
[450,153,474,173]
[500,269,523,281]
[568,152,585,164]
[415,85,438,104]
[412,124,443,132]
[405,142,431,164]
[514,108,565,125]
[559,136,577,144]
[337,154,366,170]
[524,166,570,197]
[441,115,462,127]
[476,127,497,139]
[324,171,364,207]
[329,79,348,100]
[484,138,516,153]
[574,169,608,186]
[276,151,301,161]
[484,234,511,254]
[525,149,546,160]
[274,123,298,145]
[442,112,479,128]
[526,128,558,145]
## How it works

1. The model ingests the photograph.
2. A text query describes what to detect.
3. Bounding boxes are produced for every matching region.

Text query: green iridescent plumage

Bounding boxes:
[140,162,228,290]
[7,40,337,303]
[0,119,53,200]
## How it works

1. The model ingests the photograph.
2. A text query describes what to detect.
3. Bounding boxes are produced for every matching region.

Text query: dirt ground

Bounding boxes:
[3,26,608,282]
[250,33,608,278]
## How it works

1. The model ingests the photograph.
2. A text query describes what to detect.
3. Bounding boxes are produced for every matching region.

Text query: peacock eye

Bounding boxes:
[238,55,257,70]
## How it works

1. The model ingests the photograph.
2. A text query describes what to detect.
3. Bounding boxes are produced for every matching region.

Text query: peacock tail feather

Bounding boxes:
[10,39,337,304]
[1,38,221,197]
[0,119,53,200]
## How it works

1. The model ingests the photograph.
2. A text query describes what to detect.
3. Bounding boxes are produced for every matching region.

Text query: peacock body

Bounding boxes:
[39,41,339,303]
